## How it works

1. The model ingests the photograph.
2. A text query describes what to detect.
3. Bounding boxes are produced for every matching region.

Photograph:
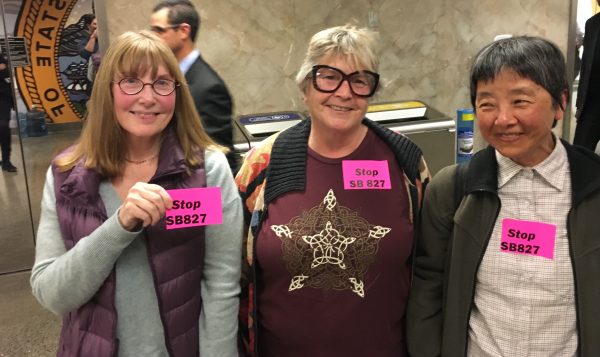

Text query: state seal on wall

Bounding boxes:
[15,0,96,123]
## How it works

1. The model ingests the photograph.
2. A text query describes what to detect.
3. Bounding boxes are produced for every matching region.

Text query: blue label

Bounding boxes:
[457,108,474,132]
[457,108,474,163]
[457,129,474,161]
[457,129,473,137]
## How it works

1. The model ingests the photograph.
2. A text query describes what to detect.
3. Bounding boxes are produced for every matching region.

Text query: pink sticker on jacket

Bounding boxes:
[342,160,391,190]
[500,218,556,259]
[165,187,222,230]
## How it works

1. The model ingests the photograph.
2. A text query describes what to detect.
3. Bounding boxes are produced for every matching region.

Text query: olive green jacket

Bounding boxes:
[407,141,600,357]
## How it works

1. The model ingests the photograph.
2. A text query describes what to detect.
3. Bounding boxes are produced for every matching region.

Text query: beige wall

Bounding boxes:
[100,0,571,122]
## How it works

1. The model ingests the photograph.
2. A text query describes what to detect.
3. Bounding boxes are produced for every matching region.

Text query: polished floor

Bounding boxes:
[0,271,61,356]
[1,129,79,356]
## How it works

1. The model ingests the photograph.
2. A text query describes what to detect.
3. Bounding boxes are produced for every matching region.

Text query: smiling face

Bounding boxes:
[112,64,176,143]
[303,55,370,135]
[475,69,566,167]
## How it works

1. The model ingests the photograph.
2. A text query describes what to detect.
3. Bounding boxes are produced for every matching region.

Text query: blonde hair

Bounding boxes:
[56,30,221,176]
[295,25,379,93]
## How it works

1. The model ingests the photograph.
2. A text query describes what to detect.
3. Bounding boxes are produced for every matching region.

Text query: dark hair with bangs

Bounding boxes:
[470,36,569,111]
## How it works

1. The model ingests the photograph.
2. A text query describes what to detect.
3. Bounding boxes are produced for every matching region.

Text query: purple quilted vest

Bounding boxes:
[52,130,206,357]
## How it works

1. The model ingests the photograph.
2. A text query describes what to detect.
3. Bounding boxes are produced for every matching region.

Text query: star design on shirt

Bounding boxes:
[271,189,391,297]
[302,221,357,270]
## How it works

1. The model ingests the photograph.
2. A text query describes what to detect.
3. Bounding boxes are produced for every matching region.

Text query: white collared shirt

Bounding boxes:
[179,49,200,75]
[468,137,577,356]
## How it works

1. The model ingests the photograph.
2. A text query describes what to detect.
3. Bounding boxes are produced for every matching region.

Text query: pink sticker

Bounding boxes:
[342,160,391,190]
[500,218,556,259]
[165,187,222,230]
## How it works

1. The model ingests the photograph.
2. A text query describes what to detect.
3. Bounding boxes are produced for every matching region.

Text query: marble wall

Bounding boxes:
[101,0,571,123]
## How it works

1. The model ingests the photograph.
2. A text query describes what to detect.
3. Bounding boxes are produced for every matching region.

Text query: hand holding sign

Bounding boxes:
[118,182,173,231]
[166,187,222,229]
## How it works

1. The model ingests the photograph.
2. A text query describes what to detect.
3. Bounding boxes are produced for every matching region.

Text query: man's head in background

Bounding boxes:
[150,0,199,61]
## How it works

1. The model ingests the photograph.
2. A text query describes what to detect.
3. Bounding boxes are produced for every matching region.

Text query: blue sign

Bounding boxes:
[457,108,474,163]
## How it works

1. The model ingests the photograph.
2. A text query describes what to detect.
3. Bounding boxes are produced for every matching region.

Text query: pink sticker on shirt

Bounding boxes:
[342,160,391,190]
[165,187,222,230]
[500,218,556,259]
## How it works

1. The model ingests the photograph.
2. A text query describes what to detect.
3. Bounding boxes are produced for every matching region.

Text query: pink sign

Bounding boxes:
[342,160,391,190]
[165,187,222,230]
[500,218,556,259]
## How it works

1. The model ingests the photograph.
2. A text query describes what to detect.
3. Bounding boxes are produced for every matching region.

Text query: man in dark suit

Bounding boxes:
[150,0,237,171]
[574,1,600,152]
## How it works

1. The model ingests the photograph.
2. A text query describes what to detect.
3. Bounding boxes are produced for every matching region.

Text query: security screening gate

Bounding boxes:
[366,101,455,175]
[233,100,455,175]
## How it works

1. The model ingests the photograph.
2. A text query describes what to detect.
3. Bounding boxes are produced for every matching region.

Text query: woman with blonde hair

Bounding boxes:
[31,31,242,356]
[236,25,430,356]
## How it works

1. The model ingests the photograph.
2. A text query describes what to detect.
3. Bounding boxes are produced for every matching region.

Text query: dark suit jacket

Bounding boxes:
[0,54,13,113]
[576,12,600,120]
[185,54,237,171]
[0,54,12,96]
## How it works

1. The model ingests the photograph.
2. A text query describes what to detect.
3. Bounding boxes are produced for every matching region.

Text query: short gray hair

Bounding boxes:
[470,36,569,110]
[295,25,379,93]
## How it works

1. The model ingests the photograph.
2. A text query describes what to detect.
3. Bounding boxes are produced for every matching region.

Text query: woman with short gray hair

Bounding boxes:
[236,25,430,356]
[408,36,600,356]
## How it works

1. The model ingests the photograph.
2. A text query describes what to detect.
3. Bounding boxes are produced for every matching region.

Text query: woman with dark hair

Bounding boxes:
[78,14,98,60]
[408,36,600,356]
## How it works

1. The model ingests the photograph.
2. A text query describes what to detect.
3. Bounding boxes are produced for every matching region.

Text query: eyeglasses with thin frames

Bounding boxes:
[149,24,180,34]
[311,65,379,97]
[114,78,179,96]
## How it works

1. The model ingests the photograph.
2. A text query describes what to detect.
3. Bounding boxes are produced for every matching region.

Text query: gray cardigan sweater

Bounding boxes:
[31,150,243,357]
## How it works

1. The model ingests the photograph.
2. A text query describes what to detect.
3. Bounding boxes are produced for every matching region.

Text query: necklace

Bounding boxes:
[124,154,158,165]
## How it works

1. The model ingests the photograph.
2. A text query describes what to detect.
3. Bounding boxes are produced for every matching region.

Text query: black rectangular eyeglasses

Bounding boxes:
[311,65,379,97]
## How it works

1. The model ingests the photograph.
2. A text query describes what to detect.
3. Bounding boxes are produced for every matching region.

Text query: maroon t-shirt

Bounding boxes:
[256,129,413,357]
